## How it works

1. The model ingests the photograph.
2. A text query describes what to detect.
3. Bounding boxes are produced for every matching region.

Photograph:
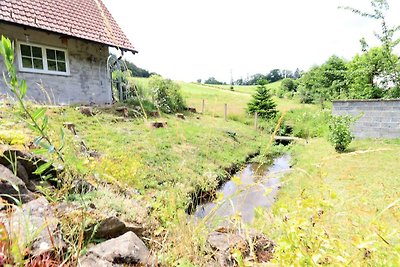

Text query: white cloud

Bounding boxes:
[103,0,400,82]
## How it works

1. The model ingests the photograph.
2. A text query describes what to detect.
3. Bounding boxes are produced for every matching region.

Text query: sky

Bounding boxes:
[102,0,400,83]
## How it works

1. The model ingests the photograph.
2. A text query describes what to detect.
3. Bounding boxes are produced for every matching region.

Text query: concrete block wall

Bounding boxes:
[333,99,400,139]
[0,23,112,105]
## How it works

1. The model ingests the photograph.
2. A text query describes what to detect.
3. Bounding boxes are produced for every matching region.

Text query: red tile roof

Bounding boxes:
[0,0,137,53]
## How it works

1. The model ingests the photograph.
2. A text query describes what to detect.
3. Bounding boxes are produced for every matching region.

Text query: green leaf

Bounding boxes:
[33,136,43,146]
[32,148,48,155]
[32,108,46,121]
[33,161,53,175]
[19,80,27,98]
[41,116,48,131]
[59,127,65,151]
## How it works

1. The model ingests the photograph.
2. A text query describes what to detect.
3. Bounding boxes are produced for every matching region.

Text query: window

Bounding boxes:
[17,42,69,75]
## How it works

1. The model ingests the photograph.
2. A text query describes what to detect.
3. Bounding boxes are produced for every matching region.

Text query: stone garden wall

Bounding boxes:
[332,99,400,139]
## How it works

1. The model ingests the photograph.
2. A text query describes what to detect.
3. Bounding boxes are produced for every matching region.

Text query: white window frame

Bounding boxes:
[16,41,70,76]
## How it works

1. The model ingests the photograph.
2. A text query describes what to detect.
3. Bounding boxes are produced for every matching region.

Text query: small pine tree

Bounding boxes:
[247,79,277,119]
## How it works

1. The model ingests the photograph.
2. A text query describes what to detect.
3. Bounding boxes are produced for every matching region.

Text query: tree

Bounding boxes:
[266,69,283,83]
[280,78,297,92]
[347,47,395,99]
[204,77,224,85]
[342,0,400,96]
[247,79,277,119]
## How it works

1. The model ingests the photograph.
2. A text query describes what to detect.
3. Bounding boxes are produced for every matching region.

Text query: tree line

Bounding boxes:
[200,68,302,86]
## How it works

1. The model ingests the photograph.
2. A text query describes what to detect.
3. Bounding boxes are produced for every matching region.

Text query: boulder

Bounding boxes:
[0,165,35,204]
[0,197,65,256]
[79,231,150,267]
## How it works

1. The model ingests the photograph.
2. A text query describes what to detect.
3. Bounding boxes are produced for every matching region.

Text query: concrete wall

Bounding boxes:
[0,23,112,105]
[333,99,400,139]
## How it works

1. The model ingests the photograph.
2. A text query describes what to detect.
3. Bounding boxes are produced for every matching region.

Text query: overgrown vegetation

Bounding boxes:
[255,139,400,266]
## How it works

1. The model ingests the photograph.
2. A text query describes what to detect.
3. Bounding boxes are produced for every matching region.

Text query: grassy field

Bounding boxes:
[254,138,400,265]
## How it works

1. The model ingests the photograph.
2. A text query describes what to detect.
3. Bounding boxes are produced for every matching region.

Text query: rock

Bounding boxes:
[79,232,151,267]
[79,106,96,116]
[115,107,129,117]
[63,122,77,135]
[93,216,127,239]
[6,162,36,191]
[186,107,197,113]
[0,197,65,256]
[151,121,167,129]
[0,165,36,204]
[0,149,57,181]
[175,113,186,120]
[86,215,145,240]
[207,228,274,265]
[208,231,247,253]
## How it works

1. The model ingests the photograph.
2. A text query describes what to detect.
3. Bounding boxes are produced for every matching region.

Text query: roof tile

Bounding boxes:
[0,0,136,53]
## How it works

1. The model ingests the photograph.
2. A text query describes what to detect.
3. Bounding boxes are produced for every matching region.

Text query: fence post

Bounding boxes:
[255,112,258,130]
[202,99,205,114]
[224,103,227,121]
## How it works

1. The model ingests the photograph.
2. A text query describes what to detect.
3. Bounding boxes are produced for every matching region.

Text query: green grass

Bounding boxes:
[254,138,400,265]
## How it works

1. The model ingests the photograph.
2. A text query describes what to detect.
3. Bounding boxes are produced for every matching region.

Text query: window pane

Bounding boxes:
[33,58,43,69]
[48,60,57,71]
[58,62,66,72]
[32,46,42,58]
[22,57,33,68]
[56,51,65,61]
[46,49,56,60]
[20,45,31,57]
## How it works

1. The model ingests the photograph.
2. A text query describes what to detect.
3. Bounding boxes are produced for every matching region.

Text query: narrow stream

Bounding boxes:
[194,154,291,223]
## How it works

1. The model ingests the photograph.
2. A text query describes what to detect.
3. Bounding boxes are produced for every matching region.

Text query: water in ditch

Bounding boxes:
[194,154,291,223]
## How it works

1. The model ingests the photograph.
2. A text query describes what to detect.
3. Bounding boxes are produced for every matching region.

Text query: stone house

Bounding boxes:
[0,0,136,105]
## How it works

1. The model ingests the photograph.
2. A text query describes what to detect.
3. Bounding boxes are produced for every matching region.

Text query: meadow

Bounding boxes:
[2,76,400,266]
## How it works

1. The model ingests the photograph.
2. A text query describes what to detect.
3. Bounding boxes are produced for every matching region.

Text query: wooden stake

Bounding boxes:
[224,103,227,121]
[202,99,205,114]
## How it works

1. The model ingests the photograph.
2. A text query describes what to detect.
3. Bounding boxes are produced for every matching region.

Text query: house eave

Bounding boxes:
[0,20,138,55]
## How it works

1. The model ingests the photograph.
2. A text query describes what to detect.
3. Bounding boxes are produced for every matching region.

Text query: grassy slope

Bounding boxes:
[178,81,311,117]
[254,138,400,265]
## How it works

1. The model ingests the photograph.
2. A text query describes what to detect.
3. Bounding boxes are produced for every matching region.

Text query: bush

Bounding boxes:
[328,115,355,152]
[280,78,297,92]
[148,75,186,113]
[247,79,277,119]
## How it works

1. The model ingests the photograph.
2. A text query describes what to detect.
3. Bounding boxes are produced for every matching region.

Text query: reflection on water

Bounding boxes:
[194,154,291,223]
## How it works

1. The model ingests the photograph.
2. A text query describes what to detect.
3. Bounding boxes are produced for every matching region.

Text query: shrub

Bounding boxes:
[148,75,186,113]
[247,79,277,119]
[280,78,297,92]
[328,115,355,152]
